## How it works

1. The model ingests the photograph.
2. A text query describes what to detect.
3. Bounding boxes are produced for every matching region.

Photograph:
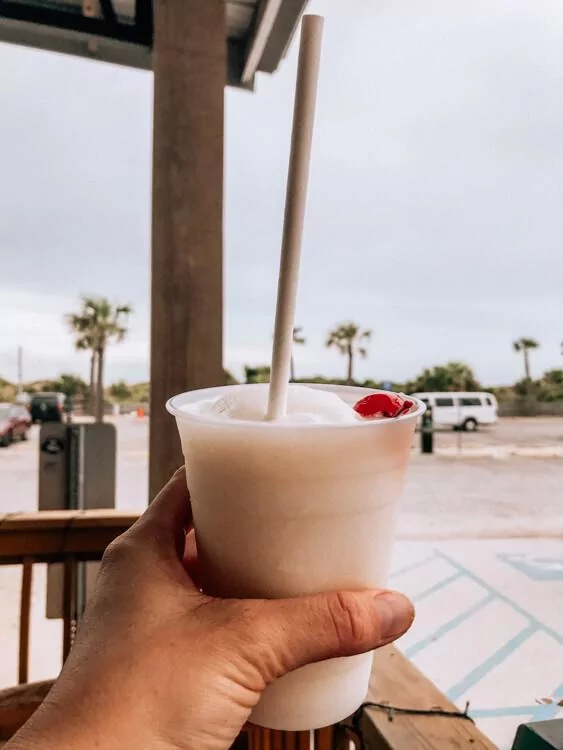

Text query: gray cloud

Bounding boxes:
[1,0,563,386]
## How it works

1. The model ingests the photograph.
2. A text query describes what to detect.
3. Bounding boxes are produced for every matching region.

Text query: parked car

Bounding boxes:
[410,391,498,431]
[0,403,32,446]
[29,392,65,424]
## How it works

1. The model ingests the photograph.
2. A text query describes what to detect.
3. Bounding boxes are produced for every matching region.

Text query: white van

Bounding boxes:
[411,392,498,431]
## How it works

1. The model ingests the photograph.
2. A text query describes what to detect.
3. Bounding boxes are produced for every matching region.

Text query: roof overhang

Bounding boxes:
[0,0,308,87]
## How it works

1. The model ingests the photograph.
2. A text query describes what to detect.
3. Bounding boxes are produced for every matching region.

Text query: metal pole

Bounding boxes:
[17,346,23,398]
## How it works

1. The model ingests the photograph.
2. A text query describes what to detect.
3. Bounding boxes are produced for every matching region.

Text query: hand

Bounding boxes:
[9,469,414,750]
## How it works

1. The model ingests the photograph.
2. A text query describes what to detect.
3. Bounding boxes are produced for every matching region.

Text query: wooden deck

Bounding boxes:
[0,510,498,748]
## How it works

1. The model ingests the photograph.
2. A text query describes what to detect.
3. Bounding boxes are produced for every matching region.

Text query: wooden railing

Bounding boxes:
[0,511,498,748]
[0,509,138,684]
[0,510,137,742]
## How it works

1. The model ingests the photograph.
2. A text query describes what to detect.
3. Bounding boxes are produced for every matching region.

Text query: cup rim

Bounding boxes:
[166,383,426,430]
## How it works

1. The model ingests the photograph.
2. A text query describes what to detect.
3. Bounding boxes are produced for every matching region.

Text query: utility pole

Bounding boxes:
[17,346,23,399]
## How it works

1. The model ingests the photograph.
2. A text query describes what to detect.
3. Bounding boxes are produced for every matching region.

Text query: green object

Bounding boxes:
[421,404,434,454]
[512,720,563,750]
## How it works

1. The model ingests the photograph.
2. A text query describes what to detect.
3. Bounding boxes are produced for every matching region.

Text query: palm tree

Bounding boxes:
[290,326,306,381]
[67,297,132,422]
[326,322,372,384]
[74,332,97,415]
[513,337,539,381]
[67,310,98,416]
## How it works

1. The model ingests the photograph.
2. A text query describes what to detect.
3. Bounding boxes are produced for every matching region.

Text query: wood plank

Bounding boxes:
[360,646,498,749]
[283,731,297,750]
[0,680,54,741]
[248,728,326,749]
[315,727,334,750]
[18,558,33,684]
[150,0,225,498]
[0,510,138,528]
[0,510,138,565]
[249,727,275,749]
[232,730,250,749]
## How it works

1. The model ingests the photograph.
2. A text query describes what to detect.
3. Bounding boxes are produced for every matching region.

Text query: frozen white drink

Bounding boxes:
[167,383,423,730]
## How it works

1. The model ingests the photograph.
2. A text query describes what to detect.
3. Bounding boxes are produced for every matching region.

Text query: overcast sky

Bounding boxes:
[1,0,563,386]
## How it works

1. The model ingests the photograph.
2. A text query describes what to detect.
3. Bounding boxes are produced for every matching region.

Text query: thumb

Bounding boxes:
[252,589,414,681]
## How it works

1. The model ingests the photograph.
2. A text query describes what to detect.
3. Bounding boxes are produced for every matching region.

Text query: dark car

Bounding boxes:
[29,392,65,424]
[0,403,32,446]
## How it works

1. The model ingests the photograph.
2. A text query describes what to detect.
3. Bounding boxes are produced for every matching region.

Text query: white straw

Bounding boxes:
[266,14,324,421]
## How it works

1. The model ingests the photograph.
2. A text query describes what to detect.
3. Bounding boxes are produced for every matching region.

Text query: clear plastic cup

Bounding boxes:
[167,384,424,730]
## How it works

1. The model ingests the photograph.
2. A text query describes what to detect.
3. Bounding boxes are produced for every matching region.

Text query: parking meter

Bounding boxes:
[38,422,116,618]
[421,403,434,454]
[63,395,73,424]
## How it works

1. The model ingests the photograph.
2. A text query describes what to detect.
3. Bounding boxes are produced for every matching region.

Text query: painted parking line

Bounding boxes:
[436,549,563,645]
[390,554,456,600]
[413,598,529,695]
[389,553,436,580]
[411,571,463,603]
[458,630,563,711]
[403,593,493,660]
[447,623,537,702]
[399,575,487,653]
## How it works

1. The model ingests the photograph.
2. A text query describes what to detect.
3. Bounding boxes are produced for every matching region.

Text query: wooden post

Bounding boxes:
[246,727,335,749]
[150,0,225,498]
[18,558,33,685]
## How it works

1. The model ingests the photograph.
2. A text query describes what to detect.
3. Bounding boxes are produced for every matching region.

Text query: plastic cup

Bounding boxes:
[166,384,424,730]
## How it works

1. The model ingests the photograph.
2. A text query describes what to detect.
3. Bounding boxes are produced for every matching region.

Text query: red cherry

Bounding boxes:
[353,393,413,419]
[397,399,414,416]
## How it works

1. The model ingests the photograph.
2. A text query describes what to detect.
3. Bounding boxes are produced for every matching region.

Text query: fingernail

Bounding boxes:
[374,591,414,638]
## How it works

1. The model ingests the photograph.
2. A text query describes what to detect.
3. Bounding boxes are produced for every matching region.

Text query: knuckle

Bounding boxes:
[324,591,370,650]
[101,534,136,569]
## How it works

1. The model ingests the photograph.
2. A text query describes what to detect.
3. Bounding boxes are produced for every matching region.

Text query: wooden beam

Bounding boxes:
[359,646,497,749]
[241,0,283,84]
[149,0,225,498]
[242,0,307,83]
[0,510,138,565]
[18,558,33,685]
